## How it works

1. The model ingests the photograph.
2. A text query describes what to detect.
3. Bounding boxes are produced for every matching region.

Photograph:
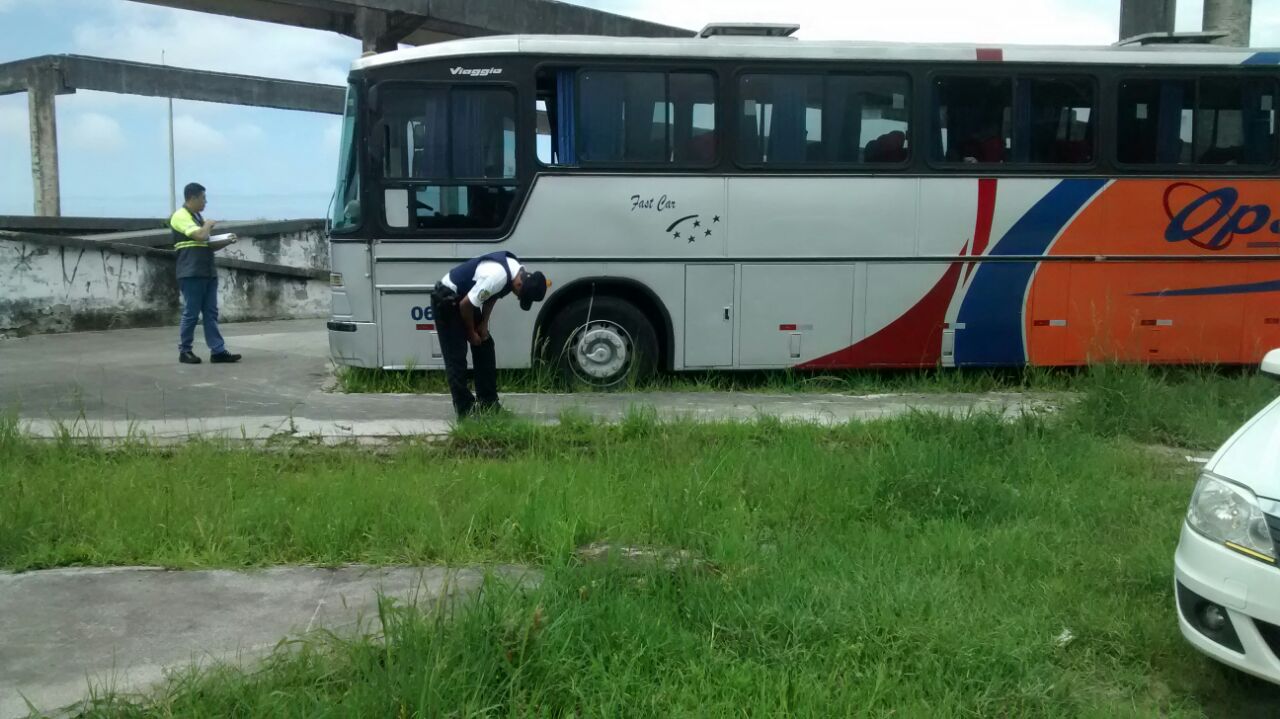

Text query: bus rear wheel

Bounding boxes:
[545,297,658,389]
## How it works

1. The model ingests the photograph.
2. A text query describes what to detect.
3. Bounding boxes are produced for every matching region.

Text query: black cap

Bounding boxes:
[518,270,548,311]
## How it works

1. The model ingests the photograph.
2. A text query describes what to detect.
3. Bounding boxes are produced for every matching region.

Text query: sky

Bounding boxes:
[1,0,1278,220]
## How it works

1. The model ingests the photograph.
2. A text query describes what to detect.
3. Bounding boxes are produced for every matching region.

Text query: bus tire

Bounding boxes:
[544,296,658,389]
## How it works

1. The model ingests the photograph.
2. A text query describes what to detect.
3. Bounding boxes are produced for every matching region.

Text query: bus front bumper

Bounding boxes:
[328,321,379,368]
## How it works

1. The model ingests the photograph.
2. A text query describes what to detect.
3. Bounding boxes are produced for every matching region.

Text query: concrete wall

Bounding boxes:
[0,221,331,338]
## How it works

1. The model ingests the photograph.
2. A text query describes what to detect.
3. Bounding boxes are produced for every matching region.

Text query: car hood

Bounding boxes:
[1208,393,1280,501]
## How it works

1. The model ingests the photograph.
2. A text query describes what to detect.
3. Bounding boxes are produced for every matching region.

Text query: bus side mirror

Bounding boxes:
[1263,348,1280,379]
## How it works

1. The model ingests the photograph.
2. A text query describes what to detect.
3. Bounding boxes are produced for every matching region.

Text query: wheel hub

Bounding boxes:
[573,322,630,381]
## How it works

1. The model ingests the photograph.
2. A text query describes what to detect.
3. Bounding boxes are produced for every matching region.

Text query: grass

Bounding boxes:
[335,363,1072,395]
[340,362,1276,450]
[10,413,1278,716]
[4,371,1280,717]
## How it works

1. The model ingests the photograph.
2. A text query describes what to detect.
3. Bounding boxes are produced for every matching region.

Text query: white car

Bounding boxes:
[1175,348,1280,685]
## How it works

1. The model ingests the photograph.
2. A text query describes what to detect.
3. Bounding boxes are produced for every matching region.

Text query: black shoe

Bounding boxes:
[210,352,242,363]
[179,351,202,364]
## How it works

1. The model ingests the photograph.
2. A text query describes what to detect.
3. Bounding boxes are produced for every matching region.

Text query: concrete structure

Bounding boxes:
[1203,0,1252,45]
[0,220,330,337]
[0,565,536,719]
[1119,0,1177,42]
[0,55,346,217]
[128,0,692,52]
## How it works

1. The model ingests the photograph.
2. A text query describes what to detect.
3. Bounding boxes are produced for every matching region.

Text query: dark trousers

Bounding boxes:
[431,295,497,417]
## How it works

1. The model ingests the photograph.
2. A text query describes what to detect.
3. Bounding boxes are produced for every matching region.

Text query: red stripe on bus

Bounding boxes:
[965,178,998,281]
[976,48,1003,62]
[416,323,435,331]
[779,324,797,331]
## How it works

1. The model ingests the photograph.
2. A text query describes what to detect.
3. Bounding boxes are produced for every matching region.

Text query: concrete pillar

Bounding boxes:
[1204,0,1252,46]
[354,7,398,54]
[1119,0,1177,41]
[26,65,60,217]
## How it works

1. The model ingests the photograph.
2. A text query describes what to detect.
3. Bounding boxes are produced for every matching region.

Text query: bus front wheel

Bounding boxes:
[544,296,658,389]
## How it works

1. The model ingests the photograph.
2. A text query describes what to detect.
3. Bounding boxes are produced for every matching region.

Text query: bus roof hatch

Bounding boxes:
[698,23,800,39]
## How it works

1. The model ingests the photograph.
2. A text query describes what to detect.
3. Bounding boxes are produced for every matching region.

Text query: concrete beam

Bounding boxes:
[124,0,693,49]
[1203,0,1252,46]
[0,229,329,280]
[0,216,166,235]
[0,55,345,114]
[1119,0,1176,42]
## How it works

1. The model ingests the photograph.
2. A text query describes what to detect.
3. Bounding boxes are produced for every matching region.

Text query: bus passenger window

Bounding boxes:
[1117,79,1195,164]
[1196,78,1277,165]
[574,70,717,165]
[827,75,911,164]
[579,71,666,163]
[1024,78,1094,164]
[739,74,823,164]
[671,73,716,164]
[932,76,1013,164]
[535,99,553,164]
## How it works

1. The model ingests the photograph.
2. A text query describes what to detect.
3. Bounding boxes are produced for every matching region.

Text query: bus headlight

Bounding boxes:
[1187,474,1276,561]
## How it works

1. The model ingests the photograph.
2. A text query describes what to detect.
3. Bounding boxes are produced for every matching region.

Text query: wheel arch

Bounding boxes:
[532,276,675,370]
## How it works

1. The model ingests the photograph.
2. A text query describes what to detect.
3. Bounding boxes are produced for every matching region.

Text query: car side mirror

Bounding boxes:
[1263,348,1280,379]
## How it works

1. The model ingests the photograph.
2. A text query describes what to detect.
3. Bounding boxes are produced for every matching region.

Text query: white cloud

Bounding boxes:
[72,3,360,85]
[172,114,228,154]
[65,112,125,153]
[231,123,265,143]
[321,117,343,153]
[0,103,26,143]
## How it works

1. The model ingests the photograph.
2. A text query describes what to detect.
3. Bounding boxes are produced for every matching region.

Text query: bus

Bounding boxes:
[325,24,1280,386]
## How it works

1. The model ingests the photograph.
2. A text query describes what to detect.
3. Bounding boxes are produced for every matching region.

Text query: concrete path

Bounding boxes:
[0,565,533,719]
[0,320,1062,441]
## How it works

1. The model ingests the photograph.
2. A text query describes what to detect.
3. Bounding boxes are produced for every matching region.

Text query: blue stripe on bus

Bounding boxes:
[953,179,1107,366]
[1133,278,1280,297]
[1244,52,1280,65]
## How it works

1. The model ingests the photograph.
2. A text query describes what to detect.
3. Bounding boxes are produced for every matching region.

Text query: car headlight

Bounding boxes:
[1187,473,1277,562]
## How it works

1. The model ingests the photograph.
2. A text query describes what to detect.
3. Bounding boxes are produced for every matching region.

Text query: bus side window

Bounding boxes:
[1117,79,1195,165]
[739,74,823,164]
[1196,77,1277,165]
[670,73,716,164]
[1023,77,1095,164]
[932,76,1013,164]
[536,99,553,164]
[535,68,578,166]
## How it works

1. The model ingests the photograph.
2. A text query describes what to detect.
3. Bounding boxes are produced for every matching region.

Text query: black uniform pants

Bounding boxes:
[431,293,498,417]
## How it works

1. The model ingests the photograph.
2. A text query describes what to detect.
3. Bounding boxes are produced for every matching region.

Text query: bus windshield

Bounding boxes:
[329,85,361,233]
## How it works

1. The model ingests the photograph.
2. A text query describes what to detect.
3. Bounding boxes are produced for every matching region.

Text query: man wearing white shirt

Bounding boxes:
[431,251,548,419]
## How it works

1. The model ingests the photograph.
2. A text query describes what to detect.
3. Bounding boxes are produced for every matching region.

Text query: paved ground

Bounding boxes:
[0,320,1061,441]
[0,565,534,719]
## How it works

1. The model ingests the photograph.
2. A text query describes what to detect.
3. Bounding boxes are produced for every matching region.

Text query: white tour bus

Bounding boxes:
[327,25,1280,385]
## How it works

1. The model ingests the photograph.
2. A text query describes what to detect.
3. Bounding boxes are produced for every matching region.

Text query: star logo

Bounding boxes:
[663,213,721,244]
